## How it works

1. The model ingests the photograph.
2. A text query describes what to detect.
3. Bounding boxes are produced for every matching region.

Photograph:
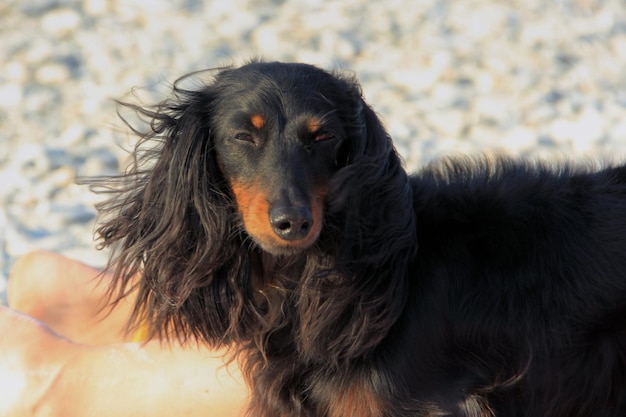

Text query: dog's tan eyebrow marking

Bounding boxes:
[306,117,322,133]
[250,114,265,130]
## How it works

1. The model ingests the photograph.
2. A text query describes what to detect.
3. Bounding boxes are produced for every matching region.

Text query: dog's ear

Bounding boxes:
[328,88,412,229]
[299,89,418,364]
[92,76,257,345]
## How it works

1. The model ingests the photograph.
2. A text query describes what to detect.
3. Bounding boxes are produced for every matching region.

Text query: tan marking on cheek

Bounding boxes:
[230,180,275,244]
[250,114,265,130]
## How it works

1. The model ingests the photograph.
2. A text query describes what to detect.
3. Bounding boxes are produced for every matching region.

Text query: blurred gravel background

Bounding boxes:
[2,0,626,302]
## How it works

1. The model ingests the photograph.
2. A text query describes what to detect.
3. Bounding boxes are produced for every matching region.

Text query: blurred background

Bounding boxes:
[2,0,626,302]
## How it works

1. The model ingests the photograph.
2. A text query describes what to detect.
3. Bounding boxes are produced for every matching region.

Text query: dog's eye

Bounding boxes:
[314,133,335,142]
[234,133,254,143]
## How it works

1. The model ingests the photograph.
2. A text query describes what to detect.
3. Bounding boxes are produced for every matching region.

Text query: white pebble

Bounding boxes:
[426,110,466,139]
[41,8,82,38]
[0,84,22,108]
[549,107,605,153]
[503,127,537,153]
[4,62,27,83]
[59,125,87,146]
[83,0,110,15]
[35,63,71,84]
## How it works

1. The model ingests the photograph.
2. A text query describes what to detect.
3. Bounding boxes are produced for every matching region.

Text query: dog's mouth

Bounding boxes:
[253,228,321,256]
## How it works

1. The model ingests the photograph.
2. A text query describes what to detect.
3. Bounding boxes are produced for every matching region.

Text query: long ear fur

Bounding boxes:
[91,73,259,344]
[293,85,417,365]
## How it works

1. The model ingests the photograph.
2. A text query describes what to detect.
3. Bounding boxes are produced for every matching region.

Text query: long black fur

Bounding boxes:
[92,61,626,416]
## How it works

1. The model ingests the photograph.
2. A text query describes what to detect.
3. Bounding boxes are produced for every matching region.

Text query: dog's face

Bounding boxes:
[210,63,354,255]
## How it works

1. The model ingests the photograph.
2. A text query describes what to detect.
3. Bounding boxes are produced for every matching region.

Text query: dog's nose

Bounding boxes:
[269,207,313,241]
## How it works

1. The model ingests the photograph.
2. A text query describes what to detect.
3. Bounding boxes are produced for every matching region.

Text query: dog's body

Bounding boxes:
[95,61,626,416]
[405,159,626,416]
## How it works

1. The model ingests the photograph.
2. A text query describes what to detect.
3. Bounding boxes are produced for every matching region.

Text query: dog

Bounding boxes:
[93,61,626,416]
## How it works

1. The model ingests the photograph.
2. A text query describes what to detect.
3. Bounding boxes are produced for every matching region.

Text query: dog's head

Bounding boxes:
[206,62,362,255]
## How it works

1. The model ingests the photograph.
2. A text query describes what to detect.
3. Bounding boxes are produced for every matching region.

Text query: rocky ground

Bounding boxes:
[2,0,626,301]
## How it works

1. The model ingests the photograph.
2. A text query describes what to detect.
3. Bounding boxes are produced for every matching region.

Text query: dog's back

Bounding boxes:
[394,156,626,415]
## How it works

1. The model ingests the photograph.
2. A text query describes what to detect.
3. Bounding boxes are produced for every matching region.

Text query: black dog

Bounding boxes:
[95,61,626,416]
